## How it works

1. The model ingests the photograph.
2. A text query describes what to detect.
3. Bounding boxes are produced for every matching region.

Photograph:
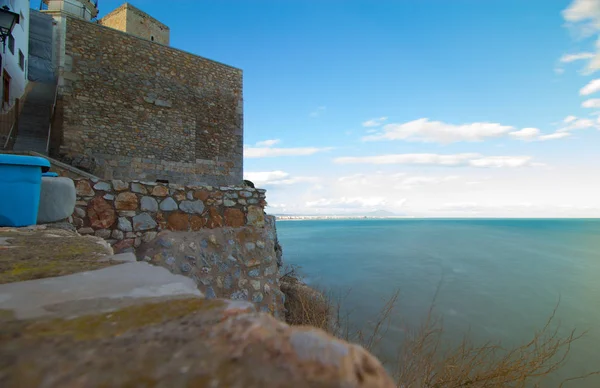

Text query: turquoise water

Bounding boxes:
[277,219,600,387]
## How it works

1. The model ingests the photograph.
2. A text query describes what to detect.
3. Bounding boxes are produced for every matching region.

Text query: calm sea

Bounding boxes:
[277,219,600,387]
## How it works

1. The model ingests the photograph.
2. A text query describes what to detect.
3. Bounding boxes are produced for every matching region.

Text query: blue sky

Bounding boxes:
[97,0,600,217]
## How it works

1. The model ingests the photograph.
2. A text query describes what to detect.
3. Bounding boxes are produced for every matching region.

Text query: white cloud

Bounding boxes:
[244,139,332,158]
[255,139,280,147]
[562,1,600,73]
[564,115,578,123]
[334,153,539,168]
[508,127,541,140]
[244,171,319,186]
[362,118,514,143]
[309,106,326,118]
[244,146,332,158]
[555,67,566,74]
[538,132,572,141]
[362,117,388,127]
[562,0,600,27]
[559,52,596,63]
[582,98,600,108]
[557,116,597,131]
[580,78,600,95]
[468,156,535,168]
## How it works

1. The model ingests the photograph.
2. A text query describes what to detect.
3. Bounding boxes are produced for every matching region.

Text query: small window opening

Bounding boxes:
[151,36,154,41]
[156,179,169,184]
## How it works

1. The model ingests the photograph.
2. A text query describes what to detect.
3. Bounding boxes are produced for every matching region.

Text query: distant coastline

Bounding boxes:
[275,215,415,221]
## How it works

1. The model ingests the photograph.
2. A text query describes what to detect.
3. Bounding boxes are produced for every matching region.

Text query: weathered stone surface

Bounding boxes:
[180,200,205,214]
[111,180,129,191]
[113,238,134,253]
[247,205,265,227]
[224,199,236,207]
[206,207,223,228]
[115,192,138,210]
[0,227,114,284]
[151,185,169,196]
[87,197,116,229]
[160,197,178,211]
[190,215,206,231]
[193,190,210,201]
[59,17,243,186]
[94,229,111,239]
[93,181,112,191]
[167,212,189,231]
[131,182,147,194]
[140,196,158,212]
[117,217,133,232]
[132,213,157,231]
[75,180,94,197]
[224,208,245,227]
[0,262,202,319]
[112,229,124,240]
[137,225,283,317]
[78,227,94,235]
[142,231,157,243]
[0,296,394,387]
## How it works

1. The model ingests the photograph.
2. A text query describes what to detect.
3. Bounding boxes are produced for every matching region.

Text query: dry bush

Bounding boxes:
[279,265,333,332]
[279,269,599,387]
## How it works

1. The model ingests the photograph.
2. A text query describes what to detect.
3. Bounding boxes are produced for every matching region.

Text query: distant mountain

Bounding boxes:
[272,209,404,218]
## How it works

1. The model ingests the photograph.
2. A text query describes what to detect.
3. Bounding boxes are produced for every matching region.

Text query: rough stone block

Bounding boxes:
[38,177,76,224]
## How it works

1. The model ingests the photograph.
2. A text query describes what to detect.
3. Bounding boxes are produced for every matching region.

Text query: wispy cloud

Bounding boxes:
[362,117,388,127]
[580,78,600,95]
[508,127,541,141]
[559,52,595,63]
[538,132,572,141]
[334,153,540,168]
[362,118,514,143]
[244,140,332,158]
[582,98,600,108]
[561,1,600,73]
[244,171,319,186]
[309,106,327,118]
[255,139,281,147]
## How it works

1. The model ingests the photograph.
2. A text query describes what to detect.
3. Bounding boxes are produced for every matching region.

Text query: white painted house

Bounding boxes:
[0,0,29,111]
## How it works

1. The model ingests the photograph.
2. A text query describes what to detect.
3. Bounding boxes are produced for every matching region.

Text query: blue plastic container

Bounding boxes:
[42,172,59,177]
[0,154,51,227]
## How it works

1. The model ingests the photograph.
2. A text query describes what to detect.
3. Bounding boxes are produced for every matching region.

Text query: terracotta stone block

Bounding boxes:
[115,192,138,211]
[206,207,223,229]
[224,208,245,227]
[193,190,210,202]
[167,212,189,231]
[87,197,116,229]
[190,215,206,231]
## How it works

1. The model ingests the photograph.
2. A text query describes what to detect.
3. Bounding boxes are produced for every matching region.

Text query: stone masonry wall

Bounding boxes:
[68,178,284,316]
[70,178,266,250]
[58,16,242,186]
[99,3,170,45]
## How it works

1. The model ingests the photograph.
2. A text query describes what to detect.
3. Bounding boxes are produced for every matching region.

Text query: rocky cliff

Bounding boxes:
[0,225,395,387]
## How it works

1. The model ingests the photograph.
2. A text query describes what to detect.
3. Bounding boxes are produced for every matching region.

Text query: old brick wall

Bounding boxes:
[59,16,243,186]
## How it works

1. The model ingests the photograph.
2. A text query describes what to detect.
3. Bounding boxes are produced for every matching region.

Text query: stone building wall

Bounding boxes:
[99,3,170,45]
[71,179,266,246]
[68,178,284,316]
[57,16,243,186]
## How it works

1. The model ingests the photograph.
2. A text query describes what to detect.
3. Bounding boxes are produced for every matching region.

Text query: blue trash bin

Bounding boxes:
[0,154,51,227]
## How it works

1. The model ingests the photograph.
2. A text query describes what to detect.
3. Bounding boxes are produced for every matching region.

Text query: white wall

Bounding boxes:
[0,0,29,111]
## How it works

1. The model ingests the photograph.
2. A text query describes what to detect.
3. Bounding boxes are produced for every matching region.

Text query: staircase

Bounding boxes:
[12,82,57,155]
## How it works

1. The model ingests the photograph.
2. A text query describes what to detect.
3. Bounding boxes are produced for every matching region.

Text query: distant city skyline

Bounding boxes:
[97,0,600,217]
